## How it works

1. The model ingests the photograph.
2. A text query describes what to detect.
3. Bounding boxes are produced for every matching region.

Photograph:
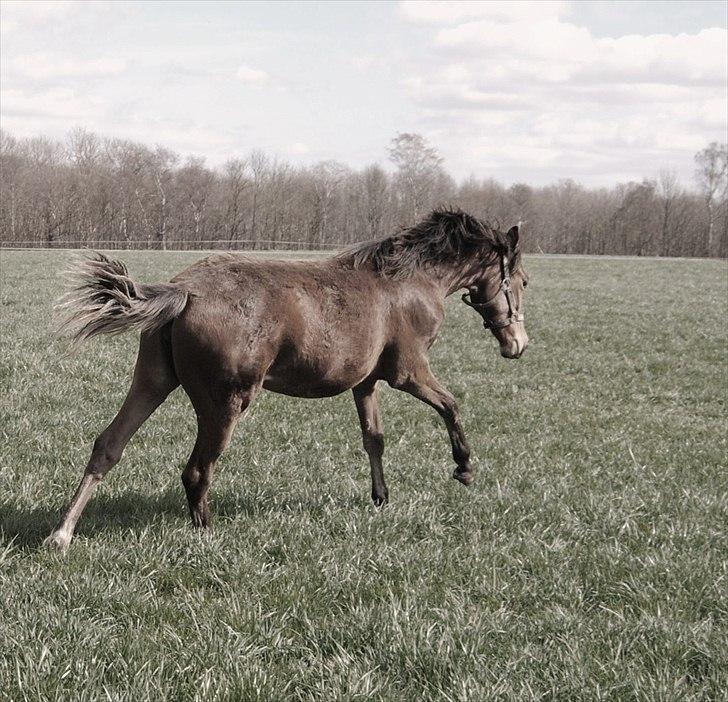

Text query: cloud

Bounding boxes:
[0,0,80,31]
[13,52,126,79]
[289,142,311,156]
[0,0,123,34]
[436,21,725,86]
[351,55,376,73]
[119,115,236,155]
[0,87,106,120]
[236,64,269,85]
[398,0,728,184]
[399,1,568,24]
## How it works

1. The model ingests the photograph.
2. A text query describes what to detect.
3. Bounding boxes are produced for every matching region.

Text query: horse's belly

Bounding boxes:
[262,354,375,398]
[262,368,369,398]
[262,312,384,398]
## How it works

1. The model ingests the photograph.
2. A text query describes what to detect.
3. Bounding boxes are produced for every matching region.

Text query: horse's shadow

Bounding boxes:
[1,485,366,551]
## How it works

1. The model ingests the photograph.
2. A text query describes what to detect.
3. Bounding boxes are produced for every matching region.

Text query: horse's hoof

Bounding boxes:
[453,470,475,486]
[43,531,71,553]
[372,493,389,507]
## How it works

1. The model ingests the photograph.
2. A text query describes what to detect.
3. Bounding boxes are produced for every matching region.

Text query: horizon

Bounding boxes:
[1,0,726,188]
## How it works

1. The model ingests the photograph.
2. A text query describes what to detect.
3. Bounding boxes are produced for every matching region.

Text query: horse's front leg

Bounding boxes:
[352,380,388,505]
[395,365,475,486]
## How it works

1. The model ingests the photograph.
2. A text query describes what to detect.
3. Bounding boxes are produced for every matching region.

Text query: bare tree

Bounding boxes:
[222,158,249,245]
[359,164,391,240]
[389,133,451,224]
[308,161,349,245]
[172,157,212,246]
[0,129,724,259]
[657,170,687,257]
[695,142,728,257]
[0,131,23,242]
[147,147,178,249]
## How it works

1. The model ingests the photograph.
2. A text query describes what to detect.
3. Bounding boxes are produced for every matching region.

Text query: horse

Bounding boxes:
[44,209,529,551]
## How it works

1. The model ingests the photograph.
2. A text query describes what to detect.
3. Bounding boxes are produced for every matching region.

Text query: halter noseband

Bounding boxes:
[461,253,525,330]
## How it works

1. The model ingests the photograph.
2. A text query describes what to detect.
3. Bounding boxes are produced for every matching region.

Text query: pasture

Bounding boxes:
[1,249,726,701]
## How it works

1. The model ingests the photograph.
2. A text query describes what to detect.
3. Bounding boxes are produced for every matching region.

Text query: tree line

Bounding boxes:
[1,129,726,258]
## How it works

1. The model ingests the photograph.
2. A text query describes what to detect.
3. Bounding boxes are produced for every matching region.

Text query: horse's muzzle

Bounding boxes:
[500,338,528,359]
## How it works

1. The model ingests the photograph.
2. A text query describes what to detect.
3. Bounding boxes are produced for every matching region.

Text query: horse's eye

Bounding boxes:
[523,280,528,288]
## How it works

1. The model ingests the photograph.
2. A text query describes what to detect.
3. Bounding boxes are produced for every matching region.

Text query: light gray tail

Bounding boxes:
[57,252,189,345]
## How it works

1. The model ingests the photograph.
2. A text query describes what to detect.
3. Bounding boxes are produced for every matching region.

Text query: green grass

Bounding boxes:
[1,250,726,701]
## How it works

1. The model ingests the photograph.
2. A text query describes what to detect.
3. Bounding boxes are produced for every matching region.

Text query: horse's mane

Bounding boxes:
[337,208,520,279]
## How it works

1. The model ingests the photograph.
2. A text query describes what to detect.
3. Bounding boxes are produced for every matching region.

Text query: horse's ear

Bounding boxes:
[506,224,519,249]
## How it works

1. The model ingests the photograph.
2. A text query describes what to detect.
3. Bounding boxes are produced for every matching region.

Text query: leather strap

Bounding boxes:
[461,254,524,330]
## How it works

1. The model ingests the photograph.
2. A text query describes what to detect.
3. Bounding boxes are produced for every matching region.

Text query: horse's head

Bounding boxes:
[462,224,529,359]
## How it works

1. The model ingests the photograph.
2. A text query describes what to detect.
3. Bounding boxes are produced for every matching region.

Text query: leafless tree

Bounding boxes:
[0,129,722,258]
[389,132,453,224]
[695,142,728,257]
[222,158,249,246]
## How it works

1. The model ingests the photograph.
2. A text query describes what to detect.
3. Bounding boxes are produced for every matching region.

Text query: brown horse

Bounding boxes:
[45,209,529,551]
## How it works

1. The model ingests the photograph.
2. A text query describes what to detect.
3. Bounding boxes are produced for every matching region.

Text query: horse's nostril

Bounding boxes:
[500,341,519,359]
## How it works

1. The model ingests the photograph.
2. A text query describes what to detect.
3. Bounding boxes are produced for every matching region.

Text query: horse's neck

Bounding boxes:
[432,261,484,297]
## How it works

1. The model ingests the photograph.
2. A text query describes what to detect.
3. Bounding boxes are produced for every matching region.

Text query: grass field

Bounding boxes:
[1,250,726,701]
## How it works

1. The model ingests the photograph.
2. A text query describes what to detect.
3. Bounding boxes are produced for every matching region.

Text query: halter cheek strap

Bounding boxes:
[461,254,525,330]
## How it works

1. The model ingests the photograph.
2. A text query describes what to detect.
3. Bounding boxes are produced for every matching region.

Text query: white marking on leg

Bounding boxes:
[44,474,101,551]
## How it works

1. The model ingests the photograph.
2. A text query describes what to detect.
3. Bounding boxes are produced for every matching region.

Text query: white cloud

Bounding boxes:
[398,0,728,184]
[434,21,725,86]
[13,52,126,79]
[120,116,235,154]
[289,142,311,156]
[0,0,79,31]
[1,87,106,120]
[236,64,269,85]
[0,0,122,34]
[399,1,568,24]
[351,55,375,73]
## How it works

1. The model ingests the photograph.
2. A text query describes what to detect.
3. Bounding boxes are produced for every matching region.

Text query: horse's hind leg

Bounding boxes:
[353,380,388,506]
[181,386,257,528]
[45,331,178,551]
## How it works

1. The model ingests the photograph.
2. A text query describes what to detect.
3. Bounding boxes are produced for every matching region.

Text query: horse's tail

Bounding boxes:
[57,252,189,345]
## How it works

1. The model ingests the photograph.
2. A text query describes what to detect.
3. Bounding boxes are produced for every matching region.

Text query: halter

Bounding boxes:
[461,253,525,330]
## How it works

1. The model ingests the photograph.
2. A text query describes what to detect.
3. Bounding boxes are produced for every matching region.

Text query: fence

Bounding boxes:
[0,238,343,251]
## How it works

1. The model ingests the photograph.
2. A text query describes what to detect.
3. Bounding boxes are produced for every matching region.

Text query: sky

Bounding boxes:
[1,0,726,187]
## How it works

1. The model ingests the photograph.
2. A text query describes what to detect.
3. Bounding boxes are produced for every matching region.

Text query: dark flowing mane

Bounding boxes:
[338,208,520,279]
